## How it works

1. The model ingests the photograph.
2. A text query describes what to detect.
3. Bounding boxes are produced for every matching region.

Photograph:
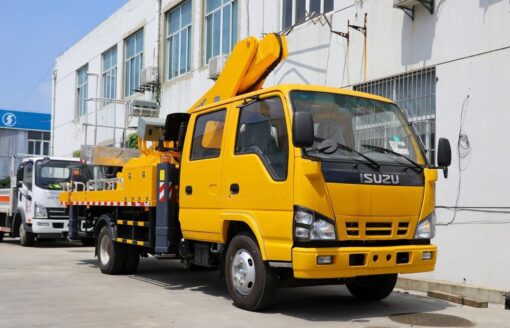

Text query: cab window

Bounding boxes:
[235,97,289,180]
[23,162,33,190]
[190,109,226,160]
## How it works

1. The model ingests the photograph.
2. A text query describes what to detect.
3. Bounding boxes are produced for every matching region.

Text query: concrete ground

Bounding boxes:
[0,238,508,328]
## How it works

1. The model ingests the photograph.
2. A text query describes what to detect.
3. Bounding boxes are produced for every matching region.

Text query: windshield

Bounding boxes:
[35,160,91,190]
[290,90,426,166]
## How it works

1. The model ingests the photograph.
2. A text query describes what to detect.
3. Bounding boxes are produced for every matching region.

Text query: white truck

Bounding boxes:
[0,156,93,246]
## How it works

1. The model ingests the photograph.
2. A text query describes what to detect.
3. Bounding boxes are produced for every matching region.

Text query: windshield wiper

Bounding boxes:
[361,144,423,172]
[309,138,380,169]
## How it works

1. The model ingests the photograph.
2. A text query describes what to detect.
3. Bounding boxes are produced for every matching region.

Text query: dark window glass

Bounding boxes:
[43,142,49,155]
[43,132,51,141]
[309,0,321,17]
[324,0,334,13]
[190,110,226,160]
[35,141,41,155]
[295,0,306,23]
[235,97,289,180]
[282,0,293,29]
[28,131,41,139]
[28,141,34,155]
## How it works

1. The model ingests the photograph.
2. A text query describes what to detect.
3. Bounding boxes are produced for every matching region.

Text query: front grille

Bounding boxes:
[344,220,411,239]
[47,207,69,220]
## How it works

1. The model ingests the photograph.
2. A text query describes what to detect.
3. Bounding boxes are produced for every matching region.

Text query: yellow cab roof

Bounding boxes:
[190,84,395,114]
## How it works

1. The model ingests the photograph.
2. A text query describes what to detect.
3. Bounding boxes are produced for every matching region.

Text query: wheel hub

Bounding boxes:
[231,249,256,295]
[99,234,111,266]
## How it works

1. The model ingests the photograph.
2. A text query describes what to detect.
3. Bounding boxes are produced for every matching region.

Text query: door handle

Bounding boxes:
[185,185,193,195]
[230,183,240,195]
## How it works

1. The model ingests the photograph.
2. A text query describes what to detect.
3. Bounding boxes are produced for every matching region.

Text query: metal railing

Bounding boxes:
[61,178,123,192]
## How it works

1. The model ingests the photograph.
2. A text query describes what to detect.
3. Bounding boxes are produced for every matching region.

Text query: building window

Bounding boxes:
[28,131,50,155]
[205,0,238,63]
[102,46,117,103]
[124,29,144,97]
[167,1,192,79]
[282,0,334,30]
[353,67,436,162]
[76,65,88,117]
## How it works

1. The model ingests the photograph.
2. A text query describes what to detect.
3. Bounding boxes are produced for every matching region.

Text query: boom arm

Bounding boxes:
[188,33,287,113]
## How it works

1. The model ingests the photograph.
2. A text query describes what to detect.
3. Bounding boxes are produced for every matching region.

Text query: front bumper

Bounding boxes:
[292,244,436,279]
[31,219,69,234]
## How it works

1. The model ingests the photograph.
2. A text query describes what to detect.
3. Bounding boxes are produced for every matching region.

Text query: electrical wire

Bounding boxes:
[437,94,471,225]
[1,64,54,109]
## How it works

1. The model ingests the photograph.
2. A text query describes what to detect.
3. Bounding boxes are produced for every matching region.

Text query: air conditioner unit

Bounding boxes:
[129,99,160,118]
[141,66,159,85]
[208,54,228,80]
[393,0,434,19]
[393,0,420,9]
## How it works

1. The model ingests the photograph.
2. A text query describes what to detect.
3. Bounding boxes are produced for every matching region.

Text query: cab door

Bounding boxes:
[18,161,34,223]
[223,93,294,260]
[180,108,228,242]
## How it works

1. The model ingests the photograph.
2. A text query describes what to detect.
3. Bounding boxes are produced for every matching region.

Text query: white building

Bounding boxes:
[53,0,510,291]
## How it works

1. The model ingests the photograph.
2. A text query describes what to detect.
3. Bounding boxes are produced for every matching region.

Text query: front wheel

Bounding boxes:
[225,233,277,311]
[19,223,34,247]
[346,274,397,301]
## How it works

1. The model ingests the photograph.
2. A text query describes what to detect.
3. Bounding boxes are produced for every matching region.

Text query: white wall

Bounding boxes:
[54,0,158,156]
[54,0,510,289]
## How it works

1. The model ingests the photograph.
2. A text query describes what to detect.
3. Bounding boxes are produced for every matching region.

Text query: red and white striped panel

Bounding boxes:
[61,201,152,207]
[159,182,165,202]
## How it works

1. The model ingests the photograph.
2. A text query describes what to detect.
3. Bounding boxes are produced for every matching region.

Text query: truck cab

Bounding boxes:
[0,157,92,246]
[179,83,450,288]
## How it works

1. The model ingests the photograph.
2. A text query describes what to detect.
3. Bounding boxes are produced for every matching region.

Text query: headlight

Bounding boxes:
[294,206,336,241]
[414,211,436,239]
[34,203,48,219]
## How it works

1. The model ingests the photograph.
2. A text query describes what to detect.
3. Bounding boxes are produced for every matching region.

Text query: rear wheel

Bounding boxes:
[346,274,397,301]
[97,224,124,274]
[0,232,4,242]
[225,233,277,311]
[19,223,34,247]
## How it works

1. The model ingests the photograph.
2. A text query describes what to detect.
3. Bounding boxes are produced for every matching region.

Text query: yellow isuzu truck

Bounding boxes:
[60,34,452,311]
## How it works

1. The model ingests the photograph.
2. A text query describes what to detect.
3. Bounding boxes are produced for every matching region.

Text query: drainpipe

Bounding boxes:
[50,68,57,156]
[155,0,162,102]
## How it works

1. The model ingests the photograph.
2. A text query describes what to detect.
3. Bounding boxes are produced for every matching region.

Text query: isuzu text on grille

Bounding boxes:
[361,173,400,185]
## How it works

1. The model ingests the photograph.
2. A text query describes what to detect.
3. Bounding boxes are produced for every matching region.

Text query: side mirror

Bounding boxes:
[17,181,23,188]
[177,122,188,151]
[292,112,314,148]
[437,138,452,178]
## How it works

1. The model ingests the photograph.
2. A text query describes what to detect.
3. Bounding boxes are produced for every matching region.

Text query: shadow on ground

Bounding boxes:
[2,237,85,248]
[77,256,454,323]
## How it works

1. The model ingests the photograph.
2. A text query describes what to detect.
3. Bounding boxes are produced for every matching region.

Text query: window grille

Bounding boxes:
[354,67,436,162]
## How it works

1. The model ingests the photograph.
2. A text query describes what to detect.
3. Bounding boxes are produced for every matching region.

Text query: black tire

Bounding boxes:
[81,238,95,247]
[346,274,398,301]
[19,223,34,247]
[97,224,125,274]
[0,232,4,242]
[122,245,140,274]
[225,233,277,311]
